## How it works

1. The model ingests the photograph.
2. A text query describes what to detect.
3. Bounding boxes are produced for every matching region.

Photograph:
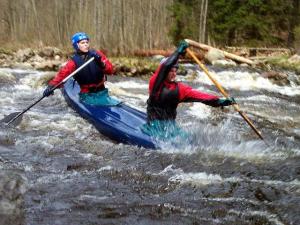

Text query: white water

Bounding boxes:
[1,67,300,161]
[1,66,299,225]
[195,70,300,96]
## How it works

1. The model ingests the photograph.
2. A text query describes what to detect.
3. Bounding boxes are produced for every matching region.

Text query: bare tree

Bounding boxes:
[199,0,208,43]
[0,0,174,53]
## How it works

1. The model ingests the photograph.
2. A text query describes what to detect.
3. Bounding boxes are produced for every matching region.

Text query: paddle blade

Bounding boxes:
[0,112,23,126]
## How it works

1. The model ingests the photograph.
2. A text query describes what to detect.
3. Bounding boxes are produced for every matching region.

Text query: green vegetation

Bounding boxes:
[168,0,199,45]
[169,0,300,48]
[0,48,14,55]
[111,57,159,78]
[294,25,300,50]
[208,0,293,46]
[265,55,300,74]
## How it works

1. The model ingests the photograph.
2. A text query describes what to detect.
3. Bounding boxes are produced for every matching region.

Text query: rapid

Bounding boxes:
[0,64,299,225]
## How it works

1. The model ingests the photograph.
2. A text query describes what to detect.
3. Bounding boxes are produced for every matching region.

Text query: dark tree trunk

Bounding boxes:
[287,0,300,49]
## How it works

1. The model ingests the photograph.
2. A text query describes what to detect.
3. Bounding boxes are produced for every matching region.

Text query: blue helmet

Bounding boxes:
[71,32,89,51]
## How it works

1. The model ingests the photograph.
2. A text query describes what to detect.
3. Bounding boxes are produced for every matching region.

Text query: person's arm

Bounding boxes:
[48,60,76,86]
[96,50,114,74]
[178,83,235,107]
[43,60,76,97]
[150,40,189,99]
[151,51,181,96]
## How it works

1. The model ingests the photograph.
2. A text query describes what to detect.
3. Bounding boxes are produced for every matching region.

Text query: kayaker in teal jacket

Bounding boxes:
[43,32,119,106]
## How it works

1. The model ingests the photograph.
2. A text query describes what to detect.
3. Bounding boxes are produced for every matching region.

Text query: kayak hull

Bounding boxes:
[62,78,156,149]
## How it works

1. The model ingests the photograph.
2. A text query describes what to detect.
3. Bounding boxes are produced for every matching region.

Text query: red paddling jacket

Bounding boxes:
[147,50,224,121]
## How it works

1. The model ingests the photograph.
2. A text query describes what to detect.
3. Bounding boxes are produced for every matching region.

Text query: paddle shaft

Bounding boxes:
[186,48,265,141]
[6,57,94,125]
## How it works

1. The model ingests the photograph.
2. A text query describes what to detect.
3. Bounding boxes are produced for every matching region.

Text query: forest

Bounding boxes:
[0,0,299,54]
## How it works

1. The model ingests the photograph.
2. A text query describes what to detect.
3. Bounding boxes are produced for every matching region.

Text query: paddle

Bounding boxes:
[186,48,266,142]
[1,57,94,126]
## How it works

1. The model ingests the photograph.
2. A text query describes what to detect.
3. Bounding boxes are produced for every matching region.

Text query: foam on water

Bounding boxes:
[187,103,212,119]
[241,94,277,103]
[2,68,299,163]
[97,165,113,172]
[78,194,110,202]
[157,117,298,161]
[33,172,80,186]
[110,80,148,89]
[0,71,52,118]
[0,67,39,75]
[195,70,300,96]
[1,67,299,224]
[228,209,285,225]
[15,136,56,151]
[167,167,300,190]
[169,171,223,186]
[105,81,148,111]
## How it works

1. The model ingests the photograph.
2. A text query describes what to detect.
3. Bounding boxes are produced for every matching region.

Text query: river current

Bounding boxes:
[0,65,299,225]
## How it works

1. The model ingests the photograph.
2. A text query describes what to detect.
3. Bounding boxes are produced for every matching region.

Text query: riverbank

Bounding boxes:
[0,47,161,78]
[1,46,300,79]
[264,54,300,74]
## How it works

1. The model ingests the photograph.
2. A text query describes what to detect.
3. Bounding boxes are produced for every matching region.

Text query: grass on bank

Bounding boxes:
[265,55,300,74]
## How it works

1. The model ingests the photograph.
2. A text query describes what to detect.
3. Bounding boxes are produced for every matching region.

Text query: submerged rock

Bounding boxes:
[34,60,62,71]
[0,170,27,225]
[37,46,62,58]
[205,48,225,64]
[212,59,237,67]
[288,54,300,63]
[0,71,16,85]
[10,62,33,70]
[15,48,34,62]
[261,71,290,86]
[33,71,56,88]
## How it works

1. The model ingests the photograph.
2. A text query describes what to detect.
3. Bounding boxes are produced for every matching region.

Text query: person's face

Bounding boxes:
[77,39,90,52]
[167,67,177,82]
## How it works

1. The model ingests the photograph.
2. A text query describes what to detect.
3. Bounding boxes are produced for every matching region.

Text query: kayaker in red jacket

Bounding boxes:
[43,32,119,105]
[146,40,236,122]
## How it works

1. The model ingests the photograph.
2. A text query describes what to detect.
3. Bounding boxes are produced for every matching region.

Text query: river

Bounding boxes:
[0,64,299,225]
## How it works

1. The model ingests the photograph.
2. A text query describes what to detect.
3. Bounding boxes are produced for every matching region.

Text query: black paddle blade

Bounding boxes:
[0,112,23,126]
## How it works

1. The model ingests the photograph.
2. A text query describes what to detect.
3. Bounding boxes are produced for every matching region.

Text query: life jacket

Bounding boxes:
[147,83,179,121]
[71,51,105,89]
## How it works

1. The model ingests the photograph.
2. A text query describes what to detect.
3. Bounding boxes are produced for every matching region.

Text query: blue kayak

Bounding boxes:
[62,78,157,149]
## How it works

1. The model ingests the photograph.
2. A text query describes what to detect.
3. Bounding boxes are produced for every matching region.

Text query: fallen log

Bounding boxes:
[133,49,173,57]
[225,46,291,53]
[133,49,204,60]
[185,39,254,65]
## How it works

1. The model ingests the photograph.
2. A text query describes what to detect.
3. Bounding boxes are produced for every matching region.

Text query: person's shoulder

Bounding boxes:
[97,50,111,62]
[61,58,76,69]
[69,52,79,60]
[178,82,192,89]
[65,55,76,63]
[93,49,106,55]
